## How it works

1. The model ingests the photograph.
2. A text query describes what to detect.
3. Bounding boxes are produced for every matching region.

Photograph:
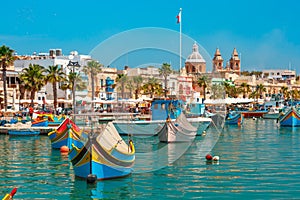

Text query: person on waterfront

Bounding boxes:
[29,106,34,119]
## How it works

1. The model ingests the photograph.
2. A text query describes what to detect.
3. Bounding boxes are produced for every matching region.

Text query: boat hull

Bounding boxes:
[113,120,165,136]
[263,113,281,119]
[158,120,197,143]
[279,107,300,127]
[225,113,243,125]
[48,118,85,149]
[241,111,268,118]
[69,122,135,180]
[8,129,40,136]
[32,119,48,127]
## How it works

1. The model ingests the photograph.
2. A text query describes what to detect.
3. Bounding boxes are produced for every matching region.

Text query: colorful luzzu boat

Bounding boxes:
[225,111,243,125]
[69,122,135,181]
[39,114,66,126]
[279,107,300,127]
[31,118,48,127]
[48,118,86,149]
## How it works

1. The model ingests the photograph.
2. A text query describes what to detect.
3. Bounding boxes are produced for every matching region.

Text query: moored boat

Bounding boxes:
[8,129,40,136]
[113,99,211,136]
[225,111,243,125]
[32,119,48,127]
[263,107,282,119]
[48,118,86,149]
[279,107,300,127]
[69,122,135,181]
[240,109,268,118]
[157,113,197,143]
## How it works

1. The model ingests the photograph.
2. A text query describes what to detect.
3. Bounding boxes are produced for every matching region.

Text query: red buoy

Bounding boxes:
[206,154,213,161]
[60,145,69,153]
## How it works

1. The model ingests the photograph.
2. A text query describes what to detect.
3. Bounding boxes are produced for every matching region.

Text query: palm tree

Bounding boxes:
[197,75,208,100]
[116,74,127,99]
[159,63,172,97]
[126,78,134,99]
[256,84,266,100]
[280,86,289,100]
[45,65,66,110]
[0,45,15,111]
[222,81,231,97]
[61,72,86,99]
[19,64,46,106]
[83,60,103,108]
[142,77,163,98]
[132,76,143,99]
[239,82,251,98]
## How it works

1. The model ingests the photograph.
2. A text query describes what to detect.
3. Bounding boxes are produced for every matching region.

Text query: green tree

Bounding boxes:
[239,82,251,98]
[61,72,86,99]
[116,74,127,99]
[256,84,266,100]
[280,86,289,100]
[0,45,15,111]
[159,63,172,97]
[126,78,134,99]
[83,60,103,108]
[197,75,209,100]
[19,64,47,106]
[45,65,66,110]
[142,77,163,98]
[132,76,143,99]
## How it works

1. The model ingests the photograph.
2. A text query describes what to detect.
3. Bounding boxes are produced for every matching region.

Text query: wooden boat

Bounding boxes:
[48,118,86,149]
[225,111,243,125]
[157,113,197,143]
[2,188,17,200]
[31,119,48,127]
[69,122,135,181]
[8,129,40,136]
[240,109,268,118]
[279,107,300,127]
[44,114,66,126]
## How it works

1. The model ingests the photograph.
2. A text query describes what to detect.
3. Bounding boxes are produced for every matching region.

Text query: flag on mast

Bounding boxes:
[176,9,181,23]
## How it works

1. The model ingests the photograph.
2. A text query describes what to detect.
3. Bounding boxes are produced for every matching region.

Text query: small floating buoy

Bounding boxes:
[87,174,97,184]
[60,145,69,153]
[205,154,213,161]
[213,156,220,161]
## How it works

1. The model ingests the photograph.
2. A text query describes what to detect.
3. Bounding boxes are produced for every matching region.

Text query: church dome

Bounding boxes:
[186,42,206,63]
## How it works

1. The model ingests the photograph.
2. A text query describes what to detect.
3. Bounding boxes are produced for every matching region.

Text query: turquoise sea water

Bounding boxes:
[1,118,300,199]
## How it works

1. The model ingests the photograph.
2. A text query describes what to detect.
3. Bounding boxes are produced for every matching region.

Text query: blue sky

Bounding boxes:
[1,0,299,72]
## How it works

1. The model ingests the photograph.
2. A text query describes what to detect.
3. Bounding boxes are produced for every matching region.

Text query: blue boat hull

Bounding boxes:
[72,160,133,180]
[225,113,243,125]
[48,118,86,149]
[8,130,40,136]
[280,107,300,127]
[69,125,135,180]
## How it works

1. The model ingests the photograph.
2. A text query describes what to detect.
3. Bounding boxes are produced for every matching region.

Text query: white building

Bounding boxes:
[262,69,296,84]
[14,49,92,108]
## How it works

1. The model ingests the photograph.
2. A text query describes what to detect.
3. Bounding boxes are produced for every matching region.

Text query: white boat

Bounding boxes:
[113,99,211,137]
[157,113,197,143]
[263,107,282,119]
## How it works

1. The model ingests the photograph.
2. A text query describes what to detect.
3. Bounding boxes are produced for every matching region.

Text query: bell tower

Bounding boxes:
[212,48,223,72]
[229,48,240,74]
